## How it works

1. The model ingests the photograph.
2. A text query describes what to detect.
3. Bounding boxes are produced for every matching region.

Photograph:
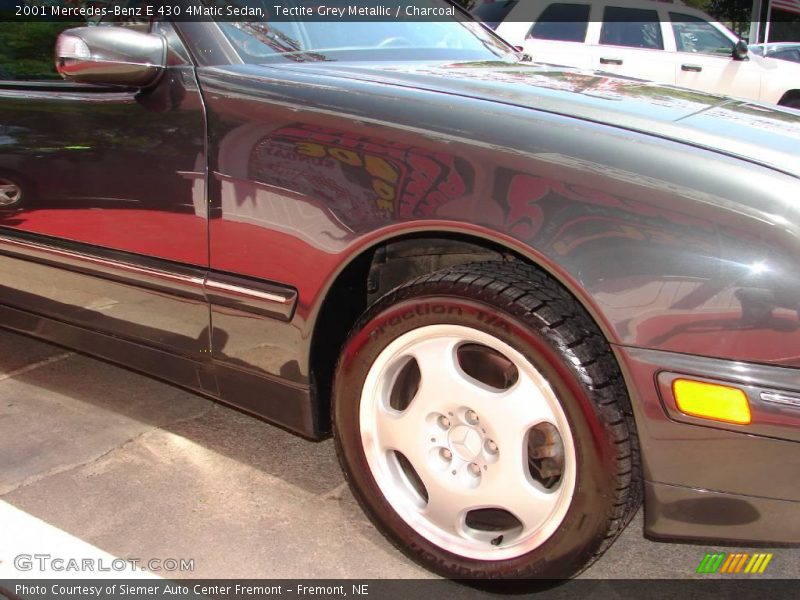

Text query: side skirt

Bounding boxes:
[0,303,322,439]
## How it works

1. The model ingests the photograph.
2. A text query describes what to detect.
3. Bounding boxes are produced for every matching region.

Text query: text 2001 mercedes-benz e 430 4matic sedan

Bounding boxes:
[1,2,799,580]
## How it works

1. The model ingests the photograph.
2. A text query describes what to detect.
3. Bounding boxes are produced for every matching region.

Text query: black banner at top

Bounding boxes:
[0,0,766,23]
[3,0,473,22]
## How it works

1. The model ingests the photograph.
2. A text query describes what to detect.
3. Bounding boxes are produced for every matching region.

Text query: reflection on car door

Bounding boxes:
[0,20,212,358]
[669,12,760,100]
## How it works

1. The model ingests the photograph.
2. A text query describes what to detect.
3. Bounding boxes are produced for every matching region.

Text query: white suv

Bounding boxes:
[478,0,800,107]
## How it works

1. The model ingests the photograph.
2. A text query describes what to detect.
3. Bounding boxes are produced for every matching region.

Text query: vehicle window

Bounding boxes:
[772,48,800,63]
[529,3,591,42]
[600,7,663,50]
[670,13,734,56]
[472,0,519,30]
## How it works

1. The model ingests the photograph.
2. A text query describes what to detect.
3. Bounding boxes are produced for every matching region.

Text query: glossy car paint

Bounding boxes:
[0,21,799,544]
[0,23,214,360]
[618,345,800,543]
[197,60,800,375]
[56,26,168,87]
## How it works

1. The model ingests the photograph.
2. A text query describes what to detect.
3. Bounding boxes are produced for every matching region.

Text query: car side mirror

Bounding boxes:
[733,39,749,61]
[55,27,166,87]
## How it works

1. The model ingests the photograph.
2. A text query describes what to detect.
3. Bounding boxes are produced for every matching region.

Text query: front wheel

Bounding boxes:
[333,261,641,580]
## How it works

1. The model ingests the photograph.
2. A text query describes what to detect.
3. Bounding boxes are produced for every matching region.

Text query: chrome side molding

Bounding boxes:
[0,232,297,321]
[761,391,800,410]
[205,274,296,321]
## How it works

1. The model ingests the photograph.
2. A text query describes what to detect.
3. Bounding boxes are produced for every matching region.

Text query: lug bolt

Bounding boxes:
[485,440,499,454]
[468,462,482,476]
[465,410,479,425]
[438,415,451,429]
[440,448,453,461]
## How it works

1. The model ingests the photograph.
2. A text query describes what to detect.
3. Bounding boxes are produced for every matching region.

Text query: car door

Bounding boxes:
[669,12,761,102]
[0,18,212,358]
[590,4,677,85]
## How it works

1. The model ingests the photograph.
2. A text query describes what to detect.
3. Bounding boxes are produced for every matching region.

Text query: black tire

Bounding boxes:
[782,98,800,110]
[333,260,641,580]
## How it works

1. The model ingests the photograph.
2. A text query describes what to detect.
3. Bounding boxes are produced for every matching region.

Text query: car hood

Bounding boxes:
[265,61,800,178]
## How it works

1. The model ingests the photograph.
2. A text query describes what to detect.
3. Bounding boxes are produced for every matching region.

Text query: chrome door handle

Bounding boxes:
[600,57,623,65]
[682,64,702,72]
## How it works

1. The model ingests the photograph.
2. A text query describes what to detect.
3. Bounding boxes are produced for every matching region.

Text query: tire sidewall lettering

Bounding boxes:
[366,300,515,342]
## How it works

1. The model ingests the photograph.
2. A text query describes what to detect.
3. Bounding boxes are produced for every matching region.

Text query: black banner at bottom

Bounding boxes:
[2,579,800,600]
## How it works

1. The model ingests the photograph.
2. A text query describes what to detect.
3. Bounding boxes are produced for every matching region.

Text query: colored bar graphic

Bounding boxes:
[696,553,712,573]
[697,553,726,573]
[734,553,748,573]
[719,553,736,573]
[758,554,773,573]
[698,552,773,574]
[745,554,761,573]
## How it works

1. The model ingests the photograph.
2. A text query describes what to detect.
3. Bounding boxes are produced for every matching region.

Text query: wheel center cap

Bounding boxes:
[448,425,483,460]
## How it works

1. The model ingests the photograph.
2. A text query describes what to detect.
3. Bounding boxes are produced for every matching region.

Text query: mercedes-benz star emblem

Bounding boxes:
[448,425,482,460]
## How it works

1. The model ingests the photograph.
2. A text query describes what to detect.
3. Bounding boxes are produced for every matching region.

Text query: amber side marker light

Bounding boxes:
[672,379,752,425]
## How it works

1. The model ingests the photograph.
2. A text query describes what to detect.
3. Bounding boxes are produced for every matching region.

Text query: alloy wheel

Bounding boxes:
[359,324,576,561]
[0,178,22,208]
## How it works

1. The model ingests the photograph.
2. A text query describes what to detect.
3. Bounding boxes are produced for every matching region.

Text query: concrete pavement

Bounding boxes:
[1,329,798,580]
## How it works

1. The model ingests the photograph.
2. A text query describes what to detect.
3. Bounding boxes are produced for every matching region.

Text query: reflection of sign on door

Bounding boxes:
[248,123,474,227]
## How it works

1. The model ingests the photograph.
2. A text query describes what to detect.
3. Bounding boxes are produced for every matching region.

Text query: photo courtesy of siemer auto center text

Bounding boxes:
[0,0,799,598]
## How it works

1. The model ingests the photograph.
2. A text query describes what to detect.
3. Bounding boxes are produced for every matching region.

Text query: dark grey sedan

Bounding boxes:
[1,1,799,582]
